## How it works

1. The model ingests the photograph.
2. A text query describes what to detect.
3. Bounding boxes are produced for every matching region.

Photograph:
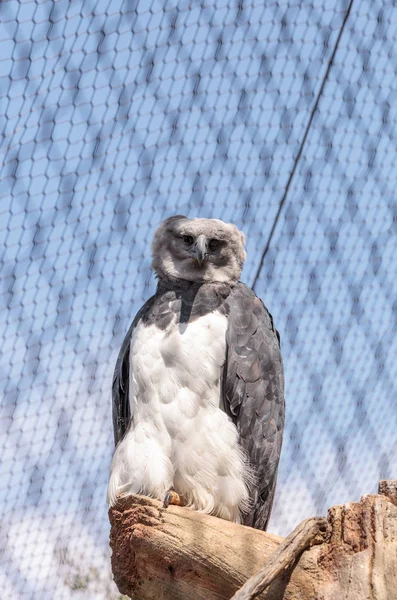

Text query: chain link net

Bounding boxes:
[1,0,397,597]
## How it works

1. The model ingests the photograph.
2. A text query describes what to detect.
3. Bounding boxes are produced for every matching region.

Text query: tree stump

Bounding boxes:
[109,480,397,599]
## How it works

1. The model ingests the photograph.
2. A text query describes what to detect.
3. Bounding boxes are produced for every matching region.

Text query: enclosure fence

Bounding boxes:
[1,0,397,598]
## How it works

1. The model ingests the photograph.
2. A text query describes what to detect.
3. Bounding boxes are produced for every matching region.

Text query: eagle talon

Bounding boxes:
[163,489,185,508]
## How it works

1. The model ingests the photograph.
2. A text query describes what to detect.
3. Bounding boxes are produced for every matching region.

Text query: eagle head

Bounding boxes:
[151,215,246,284]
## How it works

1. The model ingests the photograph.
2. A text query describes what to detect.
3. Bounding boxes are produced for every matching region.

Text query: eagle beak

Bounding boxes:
[193,235,208,266]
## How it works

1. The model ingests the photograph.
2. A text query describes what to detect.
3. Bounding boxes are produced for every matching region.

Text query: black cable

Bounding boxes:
[252,0,355,291]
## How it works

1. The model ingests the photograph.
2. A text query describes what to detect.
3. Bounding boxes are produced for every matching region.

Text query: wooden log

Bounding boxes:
[230,517,327,600]
[378,479,397,506]
[109,483,397,600]
[108,495,320,600]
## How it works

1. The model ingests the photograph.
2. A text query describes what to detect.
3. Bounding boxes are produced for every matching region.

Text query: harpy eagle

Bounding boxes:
[107,216,284,530]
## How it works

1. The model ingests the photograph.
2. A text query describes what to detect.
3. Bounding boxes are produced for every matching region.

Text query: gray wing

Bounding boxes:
[223,282,285,530]
[112,297,154,446]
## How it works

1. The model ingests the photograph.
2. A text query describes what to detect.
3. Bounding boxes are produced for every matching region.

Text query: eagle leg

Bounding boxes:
[163,488,186,508]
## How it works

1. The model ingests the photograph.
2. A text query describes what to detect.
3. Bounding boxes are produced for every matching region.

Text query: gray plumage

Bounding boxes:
[109,216,284,530]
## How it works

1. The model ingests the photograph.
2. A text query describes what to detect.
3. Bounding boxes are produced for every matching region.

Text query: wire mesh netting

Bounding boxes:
[1,0,397,597]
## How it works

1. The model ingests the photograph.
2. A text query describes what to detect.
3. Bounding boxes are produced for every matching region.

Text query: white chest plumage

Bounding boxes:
[107,310,251,522]
[131,311,228,425]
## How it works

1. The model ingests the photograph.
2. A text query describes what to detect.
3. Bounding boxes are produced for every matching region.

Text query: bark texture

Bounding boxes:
[230,517,327,600]
[109,484,397,600]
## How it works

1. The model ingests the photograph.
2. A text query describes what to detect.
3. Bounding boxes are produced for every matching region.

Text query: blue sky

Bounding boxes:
[1,0,397,597]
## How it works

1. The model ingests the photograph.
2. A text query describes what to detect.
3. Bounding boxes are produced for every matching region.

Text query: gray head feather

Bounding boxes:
[152,216,246,284]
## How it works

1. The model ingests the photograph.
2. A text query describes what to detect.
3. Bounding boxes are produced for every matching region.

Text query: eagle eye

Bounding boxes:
[183,235,194,245]
[209,239,220,250]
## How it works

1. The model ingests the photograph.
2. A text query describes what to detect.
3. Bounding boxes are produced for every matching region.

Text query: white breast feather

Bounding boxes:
[107,310,252,523]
